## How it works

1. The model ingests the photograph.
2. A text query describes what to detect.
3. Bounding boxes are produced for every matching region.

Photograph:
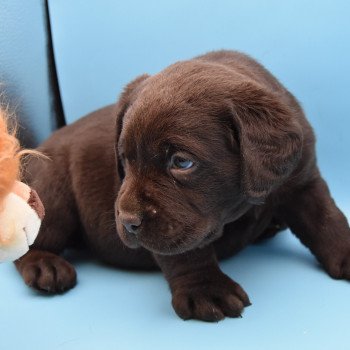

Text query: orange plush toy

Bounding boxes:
[0,107,44,262]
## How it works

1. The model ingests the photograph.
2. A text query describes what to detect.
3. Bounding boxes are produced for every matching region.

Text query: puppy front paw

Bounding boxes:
[171,270,250,322]
[16,250,77,294]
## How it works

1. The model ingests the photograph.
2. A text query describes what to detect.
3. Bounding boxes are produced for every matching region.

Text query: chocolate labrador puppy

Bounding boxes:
[16,50,350,322]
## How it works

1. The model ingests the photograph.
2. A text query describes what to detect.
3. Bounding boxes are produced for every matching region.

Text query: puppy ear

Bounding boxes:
[114,74,150,179]
[229,82,303,204]
[115,74,150,138]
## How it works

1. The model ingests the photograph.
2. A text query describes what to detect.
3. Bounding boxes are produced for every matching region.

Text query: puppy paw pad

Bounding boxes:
[171,273,250,322]
[21,254,76,294]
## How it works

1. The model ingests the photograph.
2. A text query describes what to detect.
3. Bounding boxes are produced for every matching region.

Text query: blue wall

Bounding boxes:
[0,0,56,145]
[49,0,350,203]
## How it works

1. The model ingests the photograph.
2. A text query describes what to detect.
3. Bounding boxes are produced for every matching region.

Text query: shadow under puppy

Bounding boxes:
[16,50,350,322]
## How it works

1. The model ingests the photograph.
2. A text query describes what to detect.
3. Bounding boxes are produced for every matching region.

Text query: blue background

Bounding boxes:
[0,0,55,145]
[0,1,349,349]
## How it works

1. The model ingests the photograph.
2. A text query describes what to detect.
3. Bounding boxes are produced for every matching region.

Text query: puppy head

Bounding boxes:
[114,61,302,255]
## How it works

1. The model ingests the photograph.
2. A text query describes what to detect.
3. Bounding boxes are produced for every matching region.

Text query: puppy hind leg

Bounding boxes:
[279,175,350,280]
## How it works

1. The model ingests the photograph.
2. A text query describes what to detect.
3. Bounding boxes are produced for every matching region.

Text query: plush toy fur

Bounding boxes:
[0,107,21,205]
[0,106,44,262]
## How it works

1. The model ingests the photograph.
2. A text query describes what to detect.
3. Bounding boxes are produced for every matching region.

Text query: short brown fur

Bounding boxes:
[15,51,350,321]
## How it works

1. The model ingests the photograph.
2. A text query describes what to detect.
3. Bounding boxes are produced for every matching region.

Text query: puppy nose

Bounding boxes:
[119,211,142,234]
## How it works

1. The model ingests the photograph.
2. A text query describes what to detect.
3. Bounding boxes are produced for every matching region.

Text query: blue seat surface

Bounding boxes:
[1,228,350,350]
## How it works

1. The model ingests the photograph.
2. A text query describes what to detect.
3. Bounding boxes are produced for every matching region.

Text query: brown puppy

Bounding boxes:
[16,51,350,322]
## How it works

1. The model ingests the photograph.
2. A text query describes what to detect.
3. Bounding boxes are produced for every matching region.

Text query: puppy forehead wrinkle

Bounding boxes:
[125,118,223,158]
[120,63,241,161]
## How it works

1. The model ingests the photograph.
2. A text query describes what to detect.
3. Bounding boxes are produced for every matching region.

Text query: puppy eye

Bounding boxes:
[170,155,194,170]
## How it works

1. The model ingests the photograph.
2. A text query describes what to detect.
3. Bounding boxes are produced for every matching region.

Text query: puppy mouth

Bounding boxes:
[120,227,220,256]
[119,227,141,249]
[198,229,221,248]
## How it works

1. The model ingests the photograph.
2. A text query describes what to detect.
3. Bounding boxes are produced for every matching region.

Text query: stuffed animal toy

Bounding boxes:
[0,107,44,262]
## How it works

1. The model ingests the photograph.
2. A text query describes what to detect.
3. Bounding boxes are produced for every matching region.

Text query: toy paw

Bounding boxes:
[0,182,45,262]
[171,271,250,322]
[16,250,76,294]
